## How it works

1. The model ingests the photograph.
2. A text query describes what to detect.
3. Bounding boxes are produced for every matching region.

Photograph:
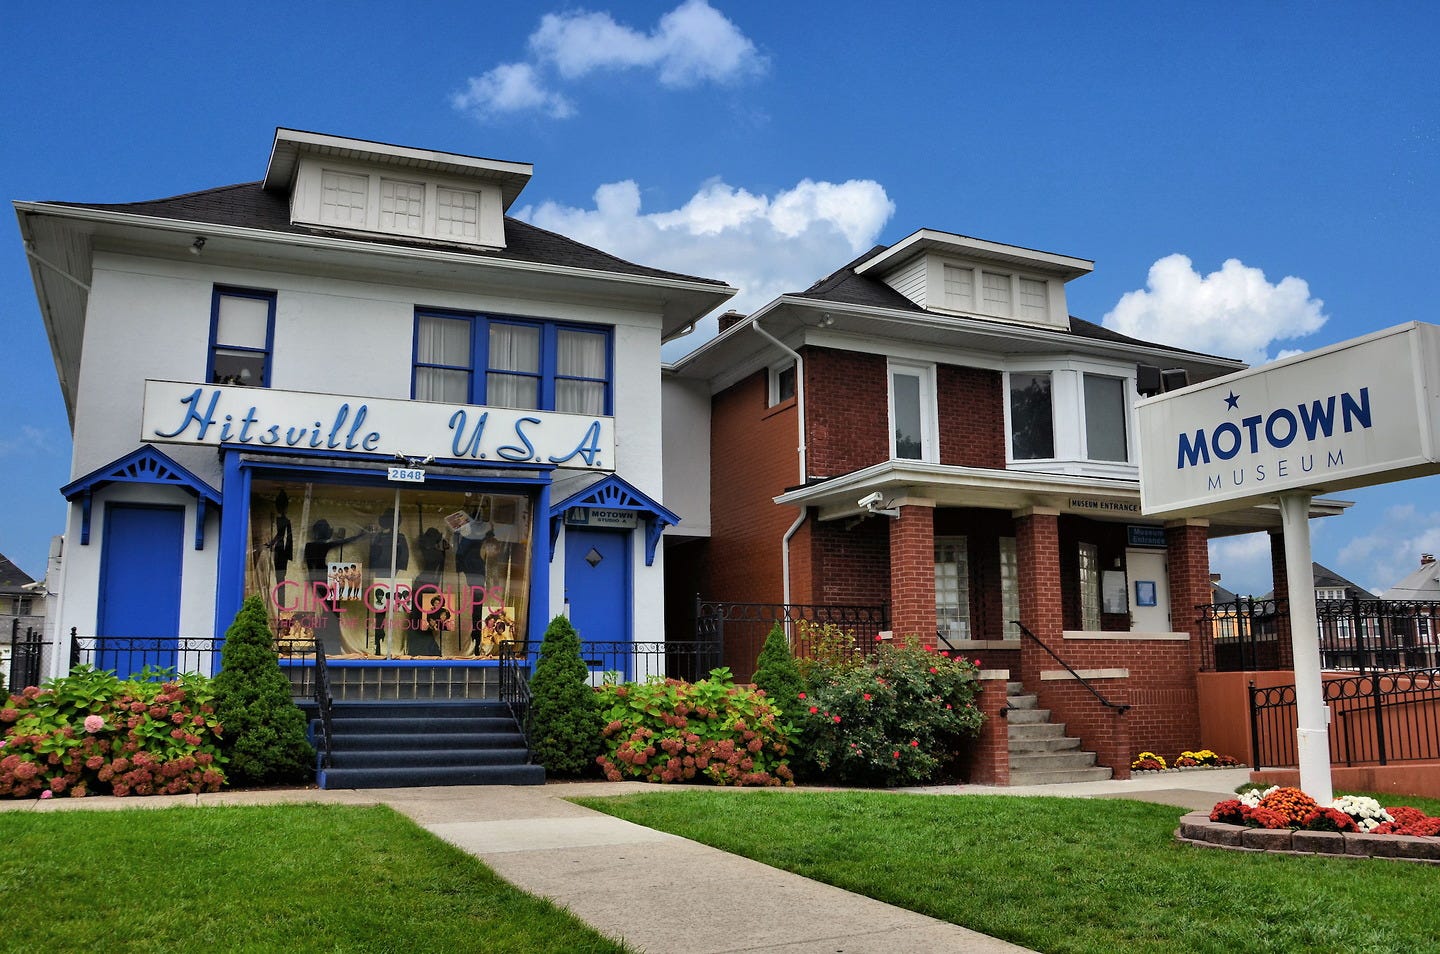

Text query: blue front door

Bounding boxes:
[564,528,631,678]
[98,504,184,677]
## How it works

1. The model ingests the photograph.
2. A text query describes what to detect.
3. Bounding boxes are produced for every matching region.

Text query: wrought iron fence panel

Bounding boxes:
[68,632,223,679]
[694,598,890,682]
[1250,667,1440,768]
[7,622,49,691]
[1202,598,1440,673]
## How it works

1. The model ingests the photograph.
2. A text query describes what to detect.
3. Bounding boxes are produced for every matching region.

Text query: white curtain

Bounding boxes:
[487,324,540,409]
[416,316,471,403]
[556,329,606,414]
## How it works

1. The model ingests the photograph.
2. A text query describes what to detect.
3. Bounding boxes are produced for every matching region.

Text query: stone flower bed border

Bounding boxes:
[1176,811,1440,864]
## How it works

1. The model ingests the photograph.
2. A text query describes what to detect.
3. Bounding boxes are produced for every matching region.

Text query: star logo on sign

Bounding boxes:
[1224,391,1240,410]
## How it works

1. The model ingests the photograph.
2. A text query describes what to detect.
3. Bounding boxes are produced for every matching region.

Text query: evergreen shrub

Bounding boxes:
[213,595,314,786]
[751,623,805,717]
[526,615,603,776]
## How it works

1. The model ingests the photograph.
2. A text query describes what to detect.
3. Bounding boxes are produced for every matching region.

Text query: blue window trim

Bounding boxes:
[209,286,277,388]
[411,309,612,415]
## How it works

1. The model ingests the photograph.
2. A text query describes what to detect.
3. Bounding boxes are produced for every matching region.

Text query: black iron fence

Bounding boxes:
[695,598,890,682]
[68,631,224,679]
[7,620,48,691]
[1200,598,1440,673]
[1250,667,1440,768]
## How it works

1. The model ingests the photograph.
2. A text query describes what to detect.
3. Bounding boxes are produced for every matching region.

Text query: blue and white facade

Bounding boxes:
[17,128,733,683]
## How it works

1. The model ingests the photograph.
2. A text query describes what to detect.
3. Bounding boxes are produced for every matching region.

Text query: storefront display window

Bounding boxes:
[246,478,533,659]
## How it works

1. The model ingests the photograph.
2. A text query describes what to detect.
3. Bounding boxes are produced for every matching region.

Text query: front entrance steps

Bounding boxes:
[312,701,545,789]
[1005,681,1114,785]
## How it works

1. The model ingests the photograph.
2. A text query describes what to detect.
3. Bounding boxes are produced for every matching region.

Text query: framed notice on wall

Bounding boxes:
[1102,570,1128,614]
[1135,580,1158,607]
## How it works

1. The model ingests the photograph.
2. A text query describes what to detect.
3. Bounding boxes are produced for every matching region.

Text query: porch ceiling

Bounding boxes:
[774,461,1350,537]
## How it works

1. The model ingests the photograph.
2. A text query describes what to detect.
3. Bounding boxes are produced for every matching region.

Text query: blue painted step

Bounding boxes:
[312,700,544,789]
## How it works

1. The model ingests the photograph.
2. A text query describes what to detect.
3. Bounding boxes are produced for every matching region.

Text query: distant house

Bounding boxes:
[1383,553,1440,602]
[0,551,46,684]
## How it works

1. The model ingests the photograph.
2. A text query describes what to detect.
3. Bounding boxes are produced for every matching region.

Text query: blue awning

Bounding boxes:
[547,473,680,566]
[61,444,222,549]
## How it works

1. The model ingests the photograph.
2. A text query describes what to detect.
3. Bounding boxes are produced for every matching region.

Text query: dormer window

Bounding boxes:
[321,171,368,226]
[437,187,481,241]
[380,179,424,233]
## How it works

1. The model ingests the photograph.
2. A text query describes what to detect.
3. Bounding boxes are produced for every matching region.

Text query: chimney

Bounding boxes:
[717,310,748,332]
[1209,573,1222,583]
[1423,553,1436,566]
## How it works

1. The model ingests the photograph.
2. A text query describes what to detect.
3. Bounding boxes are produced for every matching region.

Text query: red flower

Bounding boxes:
[797,692,806,699]
[974,659,982,667]
[910,739,919,746]
[929,667,938,673]
[808,706,818,714]
[832,715,841,723]
[862,693,872,701]
[892,751,900,758]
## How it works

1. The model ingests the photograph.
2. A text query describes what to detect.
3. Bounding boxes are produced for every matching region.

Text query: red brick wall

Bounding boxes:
[937,365,1006,468]
[803,348,888,479]
[1016,510,1062,689]
[808,516,890,606]
[708,371,802,603]
[1269,530,1292,643]
[1032,637,1200,779]
[890,503,936,642]
[1164,521,1213,673]
[961,676,1012,785]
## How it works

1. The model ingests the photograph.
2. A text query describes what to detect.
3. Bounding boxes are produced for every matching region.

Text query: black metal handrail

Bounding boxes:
[497,639,533,752]
[312,639,335,770]
[1010,620,1130,715]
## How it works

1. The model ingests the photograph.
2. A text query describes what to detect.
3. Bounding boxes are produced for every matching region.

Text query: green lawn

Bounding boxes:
[0,804,625,953]
[576,790,1440,954]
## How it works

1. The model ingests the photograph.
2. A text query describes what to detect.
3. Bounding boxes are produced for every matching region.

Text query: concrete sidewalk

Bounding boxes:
[2,770,1249,953]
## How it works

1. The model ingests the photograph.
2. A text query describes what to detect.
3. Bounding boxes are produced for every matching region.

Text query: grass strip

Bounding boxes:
[577,790,1440,954]
[0,803,625,953]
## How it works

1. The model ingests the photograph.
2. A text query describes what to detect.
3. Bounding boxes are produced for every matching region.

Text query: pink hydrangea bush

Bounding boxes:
[0,666,226,798]
[595,668,794,786]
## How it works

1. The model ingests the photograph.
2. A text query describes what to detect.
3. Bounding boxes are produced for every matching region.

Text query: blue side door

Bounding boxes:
[98,504,184,678]
[564,528,631,679]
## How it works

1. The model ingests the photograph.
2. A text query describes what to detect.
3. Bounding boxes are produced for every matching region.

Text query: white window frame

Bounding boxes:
[1004,368,1056,463]
[1081,372,1130,463]
[999,537,1019,639]
[887,360,937,462]
[768,360,797,407]
[1079,542,1101,631]
[936,536,971,642]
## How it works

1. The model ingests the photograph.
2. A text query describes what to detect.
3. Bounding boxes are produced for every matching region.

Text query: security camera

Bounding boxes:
[859,492,883,509]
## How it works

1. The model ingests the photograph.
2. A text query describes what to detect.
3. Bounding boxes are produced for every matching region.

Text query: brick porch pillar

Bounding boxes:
[1015,506,1061,689]
[1164,518,1211,674]
[1269,529,1292,651]
[888,498,936,644]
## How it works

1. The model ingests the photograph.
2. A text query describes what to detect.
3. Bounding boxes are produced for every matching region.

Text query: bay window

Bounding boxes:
[1083,374,1129,462]
[1009,371,1054,460]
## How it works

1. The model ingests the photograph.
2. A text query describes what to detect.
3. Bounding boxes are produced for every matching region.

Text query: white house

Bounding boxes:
[17,128,734,693]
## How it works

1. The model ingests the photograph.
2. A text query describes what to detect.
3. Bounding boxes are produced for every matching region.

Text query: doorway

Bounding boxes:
[98,504,184,677]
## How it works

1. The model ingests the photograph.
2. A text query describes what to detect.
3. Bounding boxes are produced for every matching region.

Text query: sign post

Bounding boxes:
[1136,321,1440,801]
[1276,491,1331,802]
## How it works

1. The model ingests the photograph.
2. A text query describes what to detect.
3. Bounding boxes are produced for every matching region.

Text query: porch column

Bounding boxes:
[1164,518,1211,673]
[1014,506,1061,688]
[888,497,936,644]
[1269,529,1292,650]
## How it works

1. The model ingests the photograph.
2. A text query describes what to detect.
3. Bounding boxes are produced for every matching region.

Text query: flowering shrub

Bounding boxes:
[793,643,983,787]
[1209,799,1246,824]
[1371,806,1440,836]
[0,666,226,798]
[1132,751,1167,771]
[1302,807,1360,833]
[1256,786,1320,826]
[594,668,794,786]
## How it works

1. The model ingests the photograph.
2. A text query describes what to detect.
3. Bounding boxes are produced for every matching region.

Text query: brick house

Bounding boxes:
[666,229,1346,781]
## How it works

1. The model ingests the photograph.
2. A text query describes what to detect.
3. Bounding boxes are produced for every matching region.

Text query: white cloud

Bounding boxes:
[454,1,764,122]
[1103,254,1327,365]
[1209,533,1273,597]
[1336,503,1440,596]
[450,63,574,121]
[530,0,766,87]
[516,176,894,347]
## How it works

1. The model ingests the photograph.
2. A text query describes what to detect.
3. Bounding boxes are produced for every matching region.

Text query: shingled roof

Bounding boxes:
[0,552,35,590]
[788,246,1239,364]
[49,182,726,287]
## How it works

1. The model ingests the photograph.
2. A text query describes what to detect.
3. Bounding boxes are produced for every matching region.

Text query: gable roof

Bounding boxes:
[43,182,726,286]
[0,552,35,589]
[1382,559,1440,601]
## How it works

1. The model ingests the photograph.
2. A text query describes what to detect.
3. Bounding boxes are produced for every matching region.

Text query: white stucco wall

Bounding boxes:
[62,246,672,647]
[660,375,711,537]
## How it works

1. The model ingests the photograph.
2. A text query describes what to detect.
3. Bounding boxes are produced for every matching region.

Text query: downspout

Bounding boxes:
[752,317,807,604]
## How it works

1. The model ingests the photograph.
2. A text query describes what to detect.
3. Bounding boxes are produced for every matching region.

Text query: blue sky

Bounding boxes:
[3,2,1438,597]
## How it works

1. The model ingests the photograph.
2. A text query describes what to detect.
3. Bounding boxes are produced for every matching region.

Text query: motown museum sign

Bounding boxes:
[1137,321,1440,801]
[1137,322,1440,518]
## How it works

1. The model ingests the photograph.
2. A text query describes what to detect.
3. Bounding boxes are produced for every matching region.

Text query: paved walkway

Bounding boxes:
[2,769,1252,953]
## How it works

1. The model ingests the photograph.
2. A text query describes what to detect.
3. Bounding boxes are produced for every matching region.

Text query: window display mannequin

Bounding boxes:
[368,508,409,654]
[455,498,497,655]
[407,525,450,656]
[303,519,367,655]
[266,489,294,581]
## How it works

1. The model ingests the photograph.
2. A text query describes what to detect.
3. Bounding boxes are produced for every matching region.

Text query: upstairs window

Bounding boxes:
[982,271,1012,313]
[380,178,424,233]
[768,361,797,407]
[413,311,611,415]
[1083,374,1129,462]
[437,187,481,241]
[209,287,275,387]
[939,262,1051,324]
[320,170,368,226]
[888,362,935,461]
[1009,371,1054,460]
[943,264,974,310]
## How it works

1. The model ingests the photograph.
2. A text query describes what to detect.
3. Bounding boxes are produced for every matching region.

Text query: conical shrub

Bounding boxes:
[527,615,603,776]
[213,595,314,785]
[752,622,806,717]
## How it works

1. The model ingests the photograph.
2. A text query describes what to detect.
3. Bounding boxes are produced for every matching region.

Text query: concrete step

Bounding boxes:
[1006,693,1039,710]
[1010,750,1098,772]
[1006,681,1026,696]
[1008,735,1083,754]
[1008,766,1115,786]
[1004,707,1052,724]
[1006,721,1068,741]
